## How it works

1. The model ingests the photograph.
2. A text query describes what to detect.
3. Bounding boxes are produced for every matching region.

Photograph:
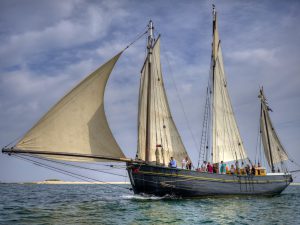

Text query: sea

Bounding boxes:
[0,183,299,225]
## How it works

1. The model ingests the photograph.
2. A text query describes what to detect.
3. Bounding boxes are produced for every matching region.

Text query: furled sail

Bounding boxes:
[211,10,247,163]
[15,52,126,162]
[136,37,189,167]
[259,88,288,170]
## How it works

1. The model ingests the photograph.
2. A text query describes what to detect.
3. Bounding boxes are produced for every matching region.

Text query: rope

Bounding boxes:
[162,44,199,153]
[27,154,127,177]
[11,154,130,191]
[124,29,148,51]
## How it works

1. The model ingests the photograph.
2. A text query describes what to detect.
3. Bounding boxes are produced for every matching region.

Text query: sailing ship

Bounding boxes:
[2,7,293,197]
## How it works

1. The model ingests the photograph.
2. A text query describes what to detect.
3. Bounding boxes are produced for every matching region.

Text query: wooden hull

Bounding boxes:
[127,163,292,197]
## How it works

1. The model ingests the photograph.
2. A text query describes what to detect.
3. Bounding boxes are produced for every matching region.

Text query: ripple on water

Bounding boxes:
[0,184,300,225]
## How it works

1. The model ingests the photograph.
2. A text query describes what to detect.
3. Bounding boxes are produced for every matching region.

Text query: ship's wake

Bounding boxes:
[122,193,180,200]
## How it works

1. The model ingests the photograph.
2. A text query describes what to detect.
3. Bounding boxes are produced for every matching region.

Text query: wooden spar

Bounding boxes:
[1,148,143,163]
[145,20,154,162]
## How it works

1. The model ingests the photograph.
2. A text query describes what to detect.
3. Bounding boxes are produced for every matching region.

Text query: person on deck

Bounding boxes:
[251,165,256,175]
[245,164,250,175]
[230,165,235,175]
[187,161,192,170]
[181,157,187,169]
[240,162,245,175]
[185,157,192,170]
[201,161,207,172]
[213,163,219,173]
[235,161,240,174]
[169,157,177,168]
[220,161,226,174]
[207,162,213,173]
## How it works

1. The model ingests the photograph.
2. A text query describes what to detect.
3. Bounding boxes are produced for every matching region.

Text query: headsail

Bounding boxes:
[136,35,189,167]
[14,52,126,162]
[211,8,247,163]
[259,88,288,171]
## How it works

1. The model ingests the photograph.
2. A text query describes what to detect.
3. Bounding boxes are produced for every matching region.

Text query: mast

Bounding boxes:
[145,20,154,162]
[260,88,275,172]
[211,5,216,162]
[209,5,248,164]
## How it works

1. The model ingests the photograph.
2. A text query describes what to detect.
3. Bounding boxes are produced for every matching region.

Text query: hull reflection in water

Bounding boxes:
[127,163,292,197]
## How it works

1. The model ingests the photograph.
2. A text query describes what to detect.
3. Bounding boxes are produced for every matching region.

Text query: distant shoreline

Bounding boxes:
[1,181,299,185]
[0,181,130,185]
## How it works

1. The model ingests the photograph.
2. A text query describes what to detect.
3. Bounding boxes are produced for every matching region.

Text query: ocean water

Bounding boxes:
[0,184,299,225]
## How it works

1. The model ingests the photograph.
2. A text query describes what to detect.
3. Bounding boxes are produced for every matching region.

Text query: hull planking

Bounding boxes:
[127,163,292,197]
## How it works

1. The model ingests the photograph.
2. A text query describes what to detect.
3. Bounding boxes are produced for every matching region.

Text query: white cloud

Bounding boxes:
[228,48,278,65]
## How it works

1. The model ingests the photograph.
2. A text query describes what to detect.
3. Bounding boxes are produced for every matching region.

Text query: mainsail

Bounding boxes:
[259,88,289,171]
[14,52,126,162]
[136,35,189,167]
[211,8,247,163]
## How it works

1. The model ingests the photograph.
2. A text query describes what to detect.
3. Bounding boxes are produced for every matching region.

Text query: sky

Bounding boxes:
[0,0,300,182]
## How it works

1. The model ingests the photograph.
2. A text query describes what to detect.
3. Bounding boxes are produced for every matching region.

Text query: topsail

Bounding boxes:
[15,52,126,162]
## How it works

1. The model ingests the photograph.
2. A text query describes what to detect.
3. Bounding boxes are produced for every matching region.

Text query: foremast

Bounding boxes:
[136,21,190,167]
[145,20,154,162]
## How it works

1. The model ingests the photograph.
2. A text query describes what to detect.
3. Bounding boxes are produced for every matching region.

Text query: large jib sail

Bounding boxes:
[259,88,289,172]
[11,52,126,162]
[136,28,189,167]
[211,8,247,163]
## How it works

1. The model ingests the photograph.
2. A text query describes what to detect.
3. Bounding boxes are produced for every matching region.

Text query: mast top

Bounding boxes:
[148,20,154,49]
[212,4,217,21]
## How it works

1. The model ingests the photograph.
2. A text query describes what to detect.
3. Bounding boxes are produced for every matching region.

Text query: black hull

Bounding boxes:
[127,163,292,197]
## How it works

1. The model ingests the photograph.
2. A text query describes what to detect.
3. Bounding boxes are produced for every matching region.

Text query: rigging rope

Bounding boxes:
[11,154,130,191]
[124,27,148,50]
[161,42,199,155]
[27,154,127,177]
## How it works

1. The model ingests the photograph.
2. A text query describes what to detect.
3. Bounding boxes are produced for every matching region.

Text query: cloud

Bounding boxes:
[1,0,300,182]
[228,48,278,65]
[0,0,128,68]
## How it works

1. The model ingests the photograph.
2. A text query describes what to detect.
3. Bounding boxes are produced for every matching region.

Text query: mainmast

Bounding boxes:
[211,4,219,163]
[145,20,154,162]
[208,5,248,164]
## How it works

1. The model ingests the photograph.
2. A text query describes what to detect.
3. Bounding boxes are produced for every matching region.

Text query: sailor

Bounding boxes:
[169,157,177,168]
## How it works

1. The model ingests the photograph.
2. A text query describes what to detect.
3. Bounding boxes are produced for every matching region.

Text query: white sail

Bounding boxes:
[137,38,189,167]
[15,52,126,162]
[260,89,288,168]
[211,11,247,163]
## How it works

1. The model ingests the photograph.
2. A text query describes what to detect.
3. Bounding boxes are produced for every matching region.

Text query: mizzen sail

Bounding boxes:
[15,52,125,162]
[259,88,288,171]
[211,9,247,163]
[136,37,189,167]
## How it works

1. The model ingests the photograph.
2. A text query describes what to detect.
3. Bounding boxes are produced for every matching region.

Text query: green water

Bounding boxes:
[0,184,299,224]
